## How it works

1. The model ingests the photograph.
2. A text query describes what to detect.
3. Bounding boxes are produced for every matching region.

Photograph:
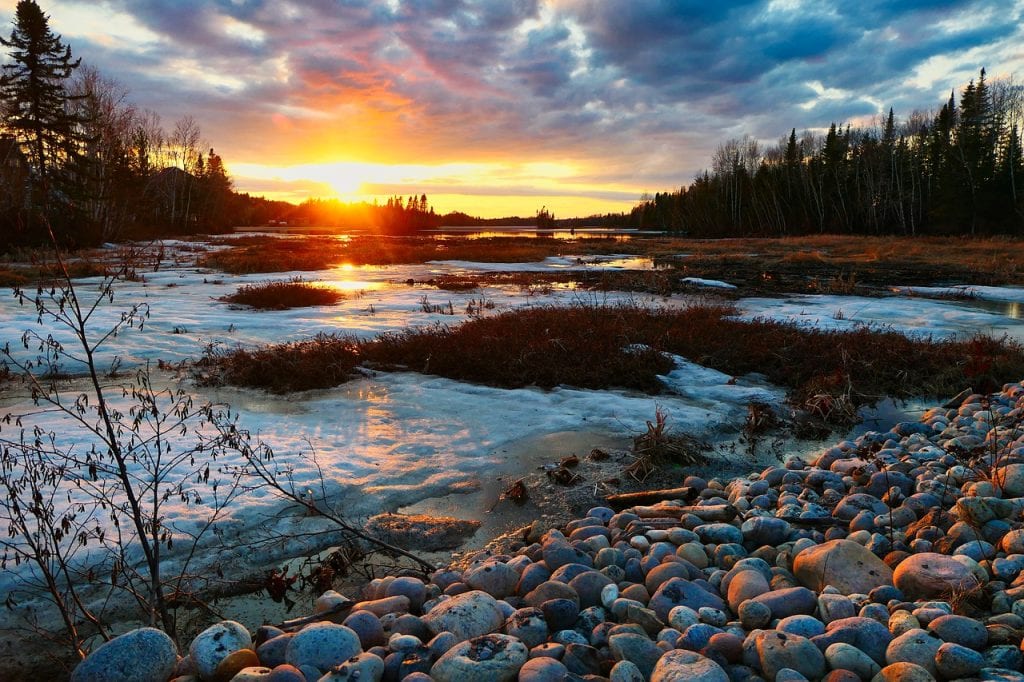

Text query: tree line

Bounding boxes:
[625,69,1024,237]
[1,0,238,249]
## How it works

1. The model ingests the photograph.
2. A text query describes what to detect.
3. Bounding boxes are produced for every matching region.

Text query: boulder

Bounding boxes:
[793,539,894,594]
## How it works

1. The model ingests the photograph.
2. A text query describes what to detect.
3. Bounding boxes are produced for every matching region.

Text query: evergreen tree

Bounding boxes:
[0,0,89,241]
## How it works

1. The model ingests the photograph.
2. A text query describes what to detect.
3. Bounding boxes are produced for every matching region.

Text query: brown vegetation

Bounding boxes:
[221,278,344,310]
[199,303,1024,423]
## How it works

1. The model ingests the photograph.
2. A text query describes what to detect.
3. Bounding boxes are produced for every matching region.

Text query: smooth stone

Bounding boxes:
[317,652,384,681]
[71,628,178,682]
[256,633,293,668]
[423,590,506,640]
[517,656,569,681]
[751,631,826,680]
[342,611,385,649]
[727,570,770,613]
[213,649,260,681]
[285,623,361,672]
[926,614,988,649]
[189,621,253,680]
[776,615,825,639]
[825,642,882,680]
[892,553,981,600]
[267,665,305,682]
[749,586,817,619]
[523,581,580,609]
[561,643,602,676]
[465,562,520,599]
[813,617,893,666]
[570,571,614,609]
[609,633,663,678]
[431,634,529,682]
[610,660,646,682]
[384,576,427,612]
[649,578,726,621]
[885,629,942,676]
[794,539,895,595]
[935,642,985,678]
[651,649,730,682]
[871,661,937,682]
[737,600,772,630]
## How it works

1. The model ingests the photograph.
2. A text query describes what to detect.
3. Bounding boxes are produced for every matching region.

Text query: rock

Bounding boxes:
[926,614,988,649]
[266,665,305,682]
[609,633,663,678]
[935,642,985,678]
[317,652,384,681]
[737,600,772,630]
[384,576,428,612]
[649,578,726,621]
[892,553,981,600]
[751,631,826,680]
[504,607,548,649]
[430,633,529,682]
[342,611,385,649]
[465,562,520,599]
[871,662,937,682]
[284,623,361,671]
[726,569,770,612]
[256,633,293,668]
[885,629,942,676]
[825,642,882,680]
[189,621,253,680]
[651,650,730,682]
[610,660,647,682]
[793,539,894,594]
[748,586,817,619]
[518,656,570,682]
[423,590,506,640]
[213,649,260,681]
[813,617,893,666]
[562,643,603,676]
[71,628,178,682]
[994,464,1024,497]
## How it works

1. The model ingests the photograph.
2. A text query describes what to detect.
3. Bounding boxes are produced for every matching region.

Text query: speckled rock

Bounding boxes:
[189,621,253,680]
[885,628,942,676]
[284,623,362,671]
[651,649,730,682]
[871,662,936,682]
[71,628,178,682]
[430,633,529,682]
[751,631,826,680]
[423,590,506,640]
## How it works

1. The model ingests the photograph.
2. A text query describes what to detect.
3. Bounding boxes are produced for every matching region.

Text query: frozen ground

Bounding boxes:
[2,236,1024,633]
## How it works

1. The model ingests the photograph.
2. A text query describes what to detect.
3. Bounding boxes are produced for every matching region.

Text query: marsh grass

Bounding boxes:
[200,303,1024,422]
[221,278,344,310]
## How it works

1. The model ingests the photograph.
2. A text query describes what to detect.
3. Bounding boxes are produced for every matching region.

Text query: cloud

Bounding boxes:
[7,0,1024,214]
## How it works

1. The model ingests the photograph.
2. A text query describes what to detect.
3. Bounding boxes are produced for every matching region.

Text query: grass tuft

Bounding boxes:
[221,278,344,310]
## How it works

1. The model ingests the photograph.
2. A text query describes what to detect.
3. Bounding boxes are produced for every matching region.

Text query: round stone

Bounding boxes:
[430,633,529,682]
[793,539,894,595]
[651,649,729,682]
[935,642,984,679]
[423,590,506,640]
[892,553,981,600]
[871,661,937,682]
[189,620,253,680]
[71,628,177,682]
[825,642,882,680]
[885,628,942,676]
[285,623,362,671]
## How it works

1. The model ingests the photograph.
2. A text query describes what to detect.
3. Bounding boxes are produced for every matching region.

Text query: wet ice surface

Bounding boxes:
[2,237,1024,606]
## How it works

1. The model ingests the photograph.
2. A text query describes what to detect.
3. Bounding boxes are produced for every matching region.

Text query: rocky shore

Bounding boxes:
[70,381,1024,682]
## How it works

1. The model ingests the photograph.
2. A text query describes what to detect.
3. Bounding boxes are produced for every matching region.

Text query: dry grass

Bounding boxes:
[200,303,1024,426]
[221,278,344,310]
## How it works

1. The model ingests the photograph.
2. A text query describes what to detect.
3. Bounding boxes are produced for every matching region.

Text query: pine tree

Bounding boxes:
[0,0,87,237]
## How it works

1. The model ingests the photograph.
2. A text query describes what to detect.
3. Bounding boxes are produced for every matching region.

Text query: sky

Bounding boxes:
[2,0,1024,218]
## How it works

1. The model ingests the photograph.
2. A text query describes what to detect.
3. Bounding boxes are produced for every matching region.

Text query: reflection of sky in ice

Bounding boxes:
[3,238,1024,600]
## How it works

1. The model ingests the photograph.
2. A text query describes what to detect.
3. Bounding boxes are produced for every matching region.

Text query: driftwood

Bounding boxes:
[605,486,695,509]
[631,504,738,522]
[278,599,356,631]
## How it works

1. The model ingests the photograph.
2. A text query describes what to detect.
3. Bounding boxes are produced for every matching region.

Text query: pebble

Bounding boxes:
[162,381,1024,682]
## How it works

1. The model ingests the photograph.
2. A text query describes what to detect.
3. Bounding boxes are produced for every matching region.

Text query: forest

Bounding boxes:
[626,69,1024,237]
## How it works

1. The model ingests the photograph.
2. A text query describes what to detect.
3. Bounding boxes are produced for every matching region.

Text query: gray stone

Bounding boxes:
[517,656,570,682]
[935,642,985,679]
[825,642,882,680]
[871,662,936,682]
[649,578,726,621]
[610,660,647,682]
[317,652,385,681]
[892,553,981,600]
[71,628,177,682]
[926,614,988,649]
[609,632,663,678]
[423,590,506,640]
[885,629,942,676]
[651,650,730,682]
[749,586,817,619]
[189,620,253,680]
[285,623,362,672]
[504,607,548,649]
[751,631,825,680]
[431,634,529,682]
[464,561,520,599]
